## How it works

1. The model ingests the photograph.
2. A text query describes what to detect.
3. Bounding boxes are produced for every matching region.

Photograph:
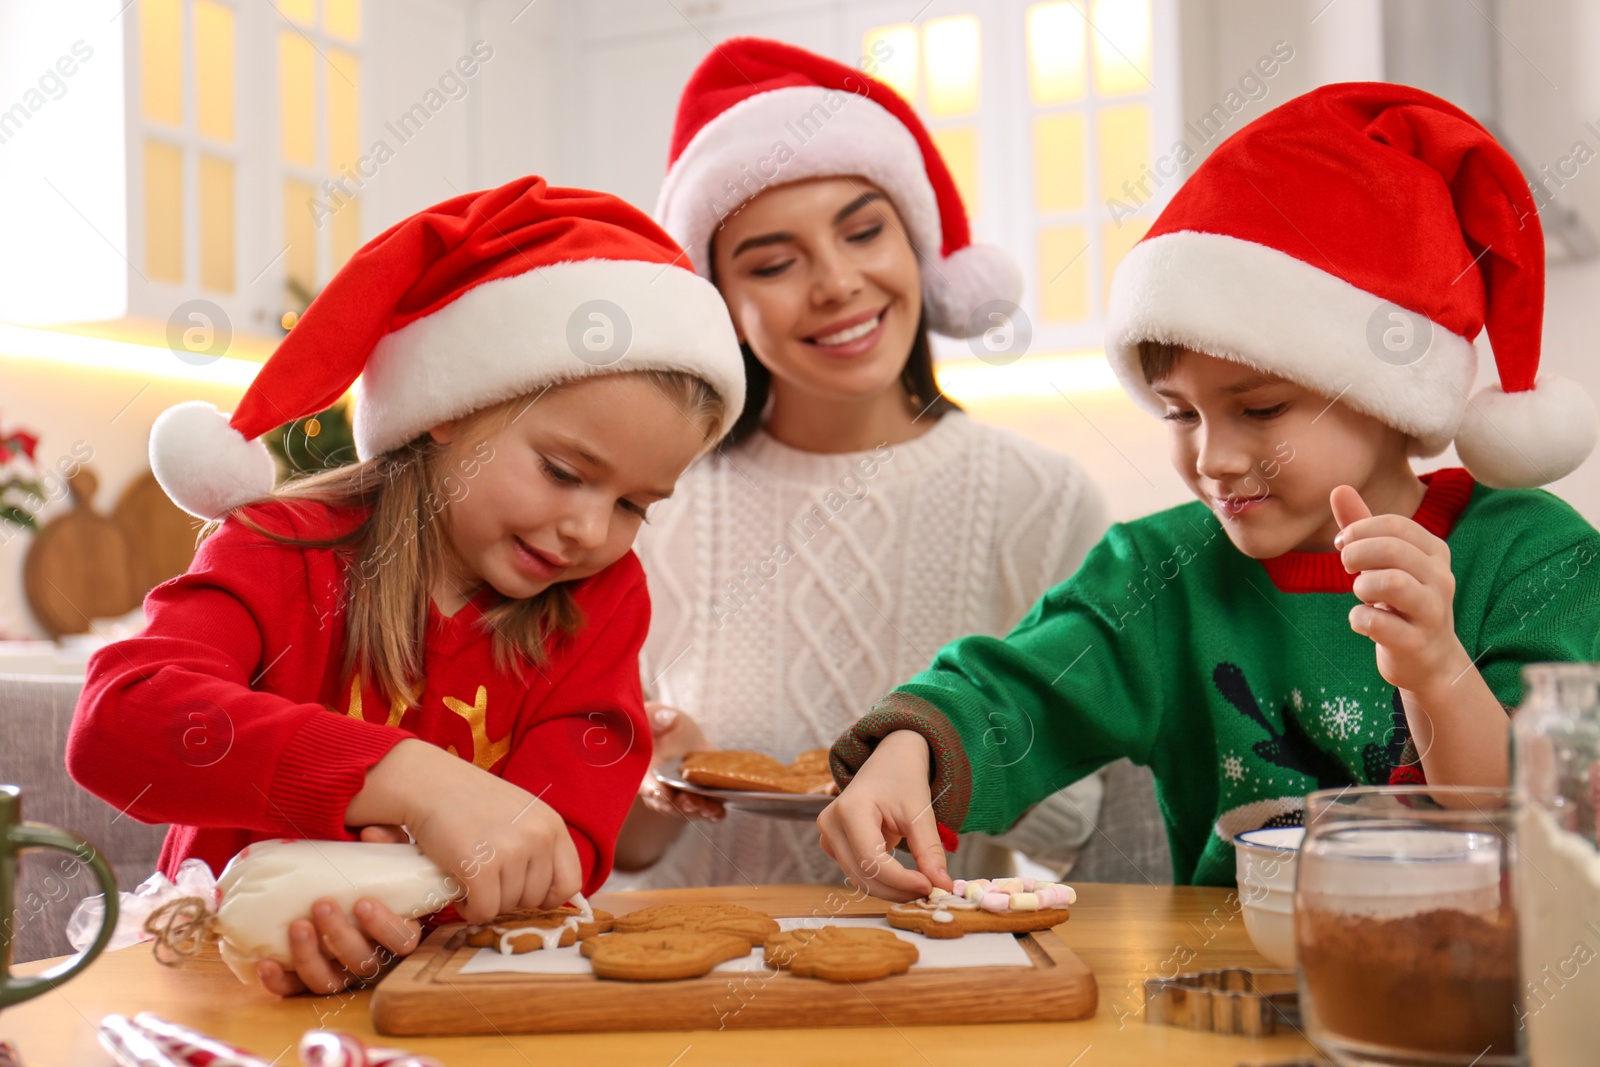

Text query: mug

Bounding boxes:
[0,784,118,1010]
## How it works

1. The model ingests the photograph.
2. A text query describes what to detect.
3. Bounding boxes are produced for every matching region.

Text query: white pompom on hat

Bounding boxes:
[150,176,746,519]
[655,36,1022,339]
[1105,81,1597,489]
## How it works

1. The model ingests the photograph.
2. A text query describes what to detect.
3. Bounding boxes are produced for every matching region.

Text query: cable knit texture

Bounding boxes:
[612,412,1110,888]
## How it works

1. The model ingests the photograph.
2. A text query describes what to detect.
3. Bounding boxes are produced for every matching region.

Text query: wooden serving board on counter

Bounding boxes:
[371,892,1097,1035]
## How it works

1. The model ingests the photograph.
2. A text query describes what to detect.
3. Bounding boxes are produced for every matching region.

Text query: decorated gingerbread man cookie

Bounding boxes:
[463,894,615,954]
[886,878,1076,939]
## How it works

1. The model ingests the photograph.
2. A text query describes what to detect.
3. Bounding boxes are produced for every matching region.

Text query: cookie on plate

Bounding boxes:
[611,903,779,947]
[580,930,753,981]
[464,904,615,954]
[681,749,835,795]
[764,926,919,982]
[887,878,1076,940]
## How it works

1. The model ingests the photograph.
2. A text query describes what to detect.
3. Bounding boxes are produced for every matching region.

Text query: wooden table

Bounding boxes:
[0,883,1317,1066]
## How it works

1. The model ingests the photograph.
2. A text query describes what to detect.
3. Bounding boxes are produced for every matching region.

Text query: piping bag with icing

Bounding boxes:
[69,839,463,984]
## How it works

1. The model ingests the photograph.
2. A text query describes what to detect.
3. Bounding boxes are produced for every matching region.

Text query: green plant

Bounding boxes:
[0,424,43,531]
[264,402,358,478]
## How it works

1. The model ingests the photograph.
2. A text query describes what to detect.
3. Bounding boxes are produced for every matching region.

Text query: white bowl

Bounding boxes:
[1234,826,1304,967]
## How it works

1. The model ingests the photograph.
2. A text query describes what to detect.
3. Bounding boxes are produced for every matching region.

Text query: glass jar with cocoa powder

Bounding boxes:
[1294,785,1522,1067]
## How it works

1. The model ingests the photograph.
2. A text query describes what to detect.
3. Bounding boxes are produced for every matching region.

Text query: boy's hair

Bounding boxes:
[1138,339,1184,384]
[206,370,723,711]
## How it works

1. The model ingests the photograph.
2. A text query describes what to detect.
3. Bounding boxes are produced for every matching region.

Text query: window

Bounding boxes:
[863,16,984,224]
[276,0,364,296]
[138,0,238,291]
[135,0,362,307]
[857,0,1176,354]
[1029,0,1156,332]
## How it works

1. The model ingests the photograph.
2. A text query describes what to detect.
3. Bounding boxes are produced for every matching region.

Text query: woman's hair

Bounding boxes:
[1138,339,1184,384]
[206,370,724,711]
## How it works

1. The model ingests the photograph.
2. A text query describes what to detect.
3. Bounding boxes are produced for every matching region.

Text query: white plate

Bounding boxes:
[652,758,835,822]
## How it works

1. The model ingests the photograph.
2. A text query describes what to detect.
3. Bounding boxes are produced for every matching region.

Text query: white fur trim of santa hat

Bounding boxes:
[655,86,1018,338]
[1107,231,1479,456]
[149,400,277,519]
[1108,230,1600,486]
[355,257,744,457]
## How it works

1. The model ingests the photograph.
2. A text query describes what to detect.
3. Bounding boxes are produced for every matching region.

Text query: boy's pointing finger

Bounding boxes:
[1329,484,1373,535]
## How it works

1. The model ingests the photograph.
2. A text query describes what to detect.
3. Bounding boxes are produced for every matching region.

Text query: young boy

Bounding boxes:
[819,82,1600,895]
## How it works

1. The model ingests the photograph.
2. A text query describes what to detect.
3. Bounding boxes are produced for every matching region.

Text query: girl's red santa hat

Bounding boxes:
[1106,81,1597,489]
[654,36,1020,338]
[150,176,746,519]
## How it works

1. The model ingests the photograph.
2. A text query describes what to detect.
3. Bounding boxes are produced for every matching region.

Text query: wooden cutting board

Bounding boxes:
[22,467,141,636]
[371,900,1097,1035]
[112,470,201,594]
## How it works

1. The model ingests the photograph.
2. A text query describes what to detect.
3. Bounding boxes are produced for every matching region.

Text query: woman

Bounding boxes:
[609,37,1109,887]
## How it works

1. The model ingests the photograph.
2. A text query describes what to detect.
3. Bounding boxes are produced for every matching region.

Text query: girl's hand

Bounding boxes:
[639,703,725,822]
[347,739,585,924]
[256,896,420,996]
[357,824,411,844]
[1332,485,1472,692]
[816,730,954,902]
[405,759,585,924]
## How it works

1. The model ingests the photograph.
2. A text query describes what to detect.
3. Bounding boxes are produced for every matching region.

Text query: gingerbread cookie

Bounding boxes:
[580,930,753,981]
[464,895,614,954]
[887,878,1076,939]
[764,926,919,982]
[611,903,779,947]
[681,749,835,795]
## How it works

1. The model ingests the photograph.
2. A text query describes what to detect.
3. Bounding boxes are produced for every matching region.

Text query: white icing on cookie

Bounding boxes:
[489,898,595,955]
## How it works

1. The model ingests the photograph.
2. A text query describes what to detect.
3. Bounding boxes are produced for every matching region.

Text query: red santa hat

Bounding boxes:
[655,36,1020,338]
[1106,81,1596,489]
[150,176,745,519]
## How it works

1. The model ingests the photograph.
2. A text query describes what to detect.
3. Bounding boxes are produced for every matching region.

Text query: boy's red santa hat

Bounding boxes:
[1106,81,1596,489]
[150,176,745,519]
[655,36,1020,338]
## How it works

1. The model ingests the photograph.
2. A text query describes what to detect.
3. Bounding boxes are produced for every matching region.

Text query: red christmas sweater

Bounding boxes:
[66,499,651,897]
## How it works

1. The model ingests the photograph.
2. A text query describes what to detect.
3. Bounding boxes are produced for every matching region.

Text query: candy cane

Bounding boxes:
[298,1031,442,1067]
[125,1014,272,1067]
[99,1016,184,1067]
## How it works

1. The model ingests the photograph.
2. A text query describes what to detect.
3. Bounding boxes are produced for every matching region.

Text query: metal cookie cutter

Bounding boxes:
[1144,967,1301,1037]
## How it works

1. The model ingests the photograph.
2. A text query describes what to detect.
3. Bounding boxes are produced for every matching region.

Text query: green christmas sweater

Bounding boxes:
[832,469,1600,886]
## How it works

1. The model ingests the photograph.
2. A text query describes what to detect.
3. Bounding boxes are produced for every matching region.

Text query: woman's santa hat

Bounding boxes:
[150,176,745,519]
[655,36,1020,338]
[1106,81,1596,489]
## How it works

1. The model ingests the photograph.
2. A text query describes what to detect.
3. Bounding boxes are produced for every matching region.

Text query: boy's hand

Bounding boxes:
[1331,485,1472,692]
[638,703,725,822]
[817,730,955,901]
[256,895,420,996]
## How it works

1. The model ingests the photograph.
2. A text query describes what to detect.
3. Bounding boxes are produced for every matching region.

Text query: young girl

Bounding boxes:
[66,176,745,993]
[610,38,1109,887]
[819,82,1600,898]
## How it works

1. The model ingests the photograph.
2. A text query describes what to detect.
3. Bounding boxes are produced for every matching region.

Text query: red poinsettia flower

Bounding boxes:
[0,428,40,465]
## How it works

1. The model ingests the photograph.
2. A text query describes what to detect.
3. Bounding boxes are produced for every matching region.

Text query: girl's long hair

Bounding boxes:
[206,371,724,711]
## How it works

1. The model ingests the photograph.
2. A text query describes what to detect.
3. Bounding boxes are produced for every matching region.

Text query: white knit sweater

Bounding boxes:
[609,412,1110,889]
